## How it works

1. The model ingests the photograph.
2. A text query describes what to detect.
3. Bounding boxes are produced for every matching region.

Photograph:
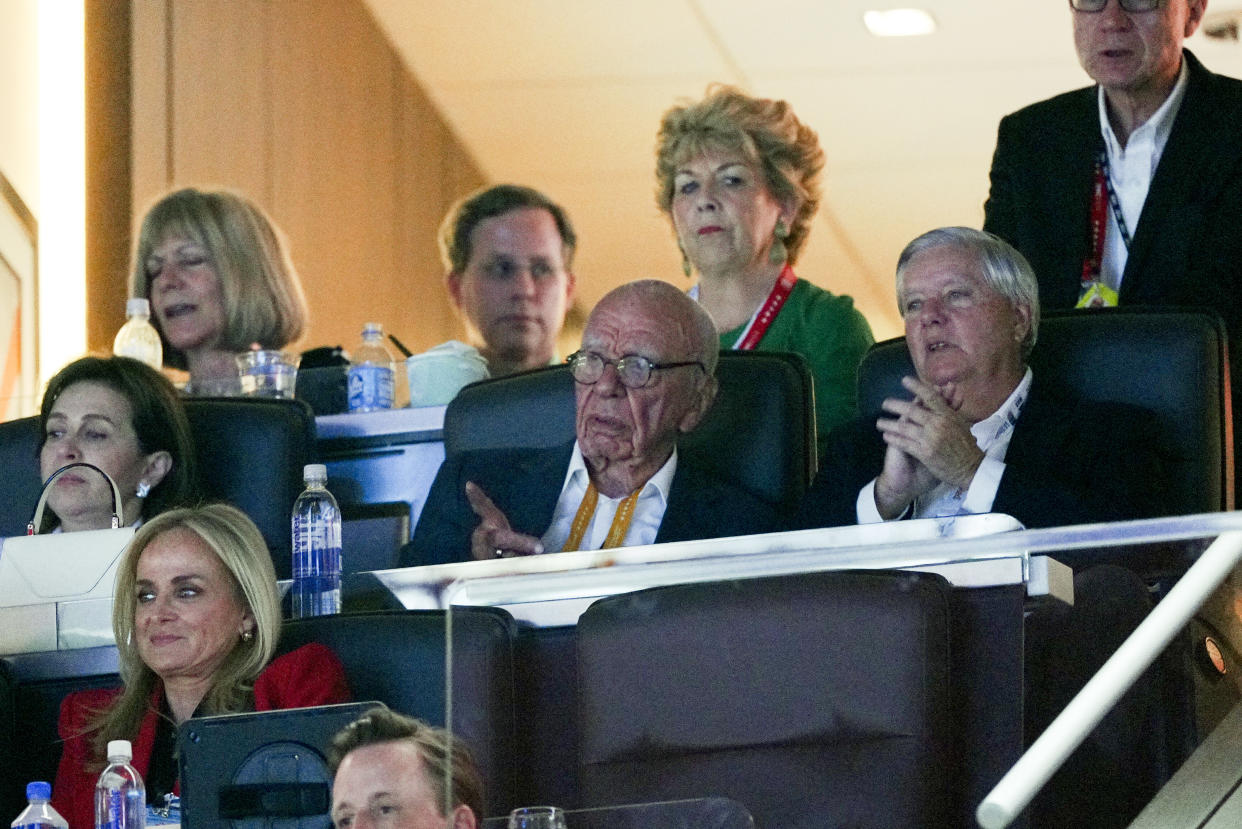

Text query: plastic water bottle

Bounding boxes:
[347,322,395,412]
[94,740,145,829]
[112,298,163,371]
[11,782,67,829]
[291,463,342,618]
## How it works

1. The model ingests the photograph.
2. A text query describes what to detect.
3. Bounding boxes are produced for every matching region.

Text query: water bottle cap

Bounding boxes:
[25,781,51,801]
[106,739,133,761]
[125,297,151,317]
[362,322,383,335]
[303,463,328,482]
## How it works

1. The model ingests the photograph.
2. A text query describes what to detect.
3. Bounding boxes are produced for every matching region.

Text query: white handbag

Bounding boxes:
[0,462,135,652]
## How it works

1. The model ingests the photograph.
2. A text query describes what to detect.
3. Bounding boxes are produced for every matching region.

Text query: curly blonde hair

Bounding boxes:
[655,85,825,265]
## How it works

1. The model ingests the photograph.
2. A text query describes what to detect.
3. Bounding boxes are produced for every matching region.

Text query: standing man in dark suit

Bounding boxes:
[983,0,1242,480]
[795,226,1163,531]
[984,0,1237,311]
[404,279,777,566]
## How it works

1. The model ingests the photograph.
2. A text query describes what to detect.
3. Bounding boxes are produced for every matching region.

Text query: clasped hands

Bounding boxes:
[873,376,985,520]
[464,481,544,561]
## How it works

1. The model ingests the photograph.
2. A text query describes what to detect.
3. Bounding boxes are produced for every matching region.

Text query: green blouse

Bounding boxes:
[718,278,874,459]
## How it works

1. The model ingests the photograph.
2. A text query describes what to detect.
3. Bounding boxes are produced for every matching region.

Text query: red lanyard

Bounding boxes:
[1081,148,1133,290]
[1081,153,1111,289]
[732,264,797,350]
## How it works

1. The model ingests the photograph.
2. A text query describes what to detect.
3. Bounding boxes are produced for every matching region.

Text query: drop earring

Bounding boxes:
[679,243,693,278]
[136,481,150,499]
[241,629,254,643]
[769,219,789,267]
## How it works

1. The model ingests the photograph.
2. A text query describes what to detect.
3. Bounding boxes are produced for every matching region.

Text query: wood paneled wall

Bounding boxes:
[86,0,134,354]
[90,0,485,356]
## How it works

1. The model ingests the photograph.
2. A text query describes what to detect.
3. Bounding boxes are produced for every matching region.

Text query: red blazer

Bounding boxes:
[52,643,351,829]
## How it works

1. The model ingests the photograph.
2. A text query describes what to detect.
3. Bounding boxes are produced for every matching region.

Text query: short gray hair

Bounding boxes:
[895,226,1040,358]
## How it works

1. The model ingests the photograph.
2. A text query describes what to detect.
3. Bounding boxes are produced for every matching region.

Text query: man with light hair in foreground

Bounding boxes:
[329,708,483,829]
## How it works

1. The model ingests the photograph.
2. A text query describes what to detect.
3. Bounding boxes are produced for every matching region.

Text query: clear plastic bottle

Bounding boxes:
[94,740,145,829]
[112,298,163,371]
[291,463,342,618]
[347,322,395,412]
[11,782,67,829]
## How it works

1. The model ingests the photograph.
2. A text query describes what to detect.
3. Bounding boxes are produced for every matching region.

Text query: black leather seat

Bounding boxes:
[0,416,41,538]
[1,648,120,821]
[856,307,1233,516]
[442,350,816,516]
[0,659,18,819]
[184,397,317,580]
[575,571,954,829]
[279,608,518,816]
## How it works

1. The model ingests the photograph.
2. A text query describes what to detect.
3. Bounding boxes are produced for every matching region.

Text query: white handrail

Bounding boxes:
[977,530,1242,828]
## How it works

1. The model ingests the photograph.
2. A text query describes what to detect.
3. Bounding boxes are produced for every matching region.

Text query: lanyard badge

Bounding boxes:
[1077,149,1127,308]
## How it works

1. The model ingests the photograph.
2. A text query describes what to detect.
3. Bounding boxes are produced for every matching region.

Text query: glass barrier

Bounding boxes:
[426,512,1242,822]
[479,797,754,828]
[6,512,1242,824]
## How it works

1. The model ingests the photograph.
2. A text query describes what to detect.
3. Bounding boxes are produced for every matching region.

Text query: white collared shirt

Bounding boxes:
[857,369,1033,523]
[1097,59,1189,291]
[540,442,677,552]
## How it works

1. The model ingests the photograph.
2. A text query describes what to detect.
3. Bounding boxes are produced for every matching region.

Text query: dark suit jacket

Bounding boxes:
[984,51,1242,403]
[793,377,1166,530]
[403,441,780,566]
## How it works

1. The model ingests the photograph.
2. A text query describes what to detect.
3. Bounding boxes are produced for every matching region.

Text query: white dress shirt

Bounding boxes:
[857,369,1033,523]
[540,442,677,552]
[1097,60,1189,292]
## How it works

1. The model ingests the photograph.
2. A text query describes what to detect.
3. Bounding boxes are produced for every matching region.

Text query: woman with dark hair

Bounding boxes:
[37,355,198,532]
[130,187,310,395]
[53,504,350,828]
[655,85,874,455]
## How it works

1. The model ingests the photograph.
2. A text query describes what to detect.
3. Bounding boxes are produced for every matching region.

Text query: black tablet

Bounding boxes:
[177,701,385,829]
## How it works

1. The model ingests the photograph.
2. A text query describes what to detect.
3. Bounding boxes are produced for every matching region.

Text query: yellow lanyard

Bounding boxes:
[563,481,641,551]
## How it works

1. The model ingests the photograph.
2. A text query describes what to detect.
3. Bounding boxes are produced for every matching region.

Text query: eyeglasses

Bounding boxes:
[1069,0,1161,12]
[567,350,704,389]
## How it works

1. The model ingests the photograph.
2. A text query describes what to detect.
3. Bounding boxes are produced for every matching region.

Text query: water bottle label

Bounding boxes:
[99,789,122,829]
[348,363,394,411]
[292,498,342,618]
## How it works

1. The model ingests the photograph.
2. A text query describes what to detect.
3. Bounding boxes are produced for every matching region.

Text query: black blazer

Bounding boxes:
[793,377,1167,531]
[403,441,779,566]
[983,50,1242,362]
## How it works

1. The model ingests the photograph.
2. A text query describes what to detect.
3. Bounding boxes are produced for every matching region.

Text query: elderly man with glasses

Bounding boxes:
[402,279,776,565]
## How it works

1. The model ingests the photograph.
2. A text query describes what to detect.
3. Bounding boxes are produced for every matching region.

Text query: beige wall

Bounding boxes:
[112,0,485,356]
[0,1,38,211]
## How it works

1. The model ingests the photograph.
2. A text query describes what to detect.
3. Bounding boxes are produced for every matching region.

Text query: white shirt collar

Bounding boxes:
[969,368,1033,450]
[563,441,677,505]
[1097,57,1189,157]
